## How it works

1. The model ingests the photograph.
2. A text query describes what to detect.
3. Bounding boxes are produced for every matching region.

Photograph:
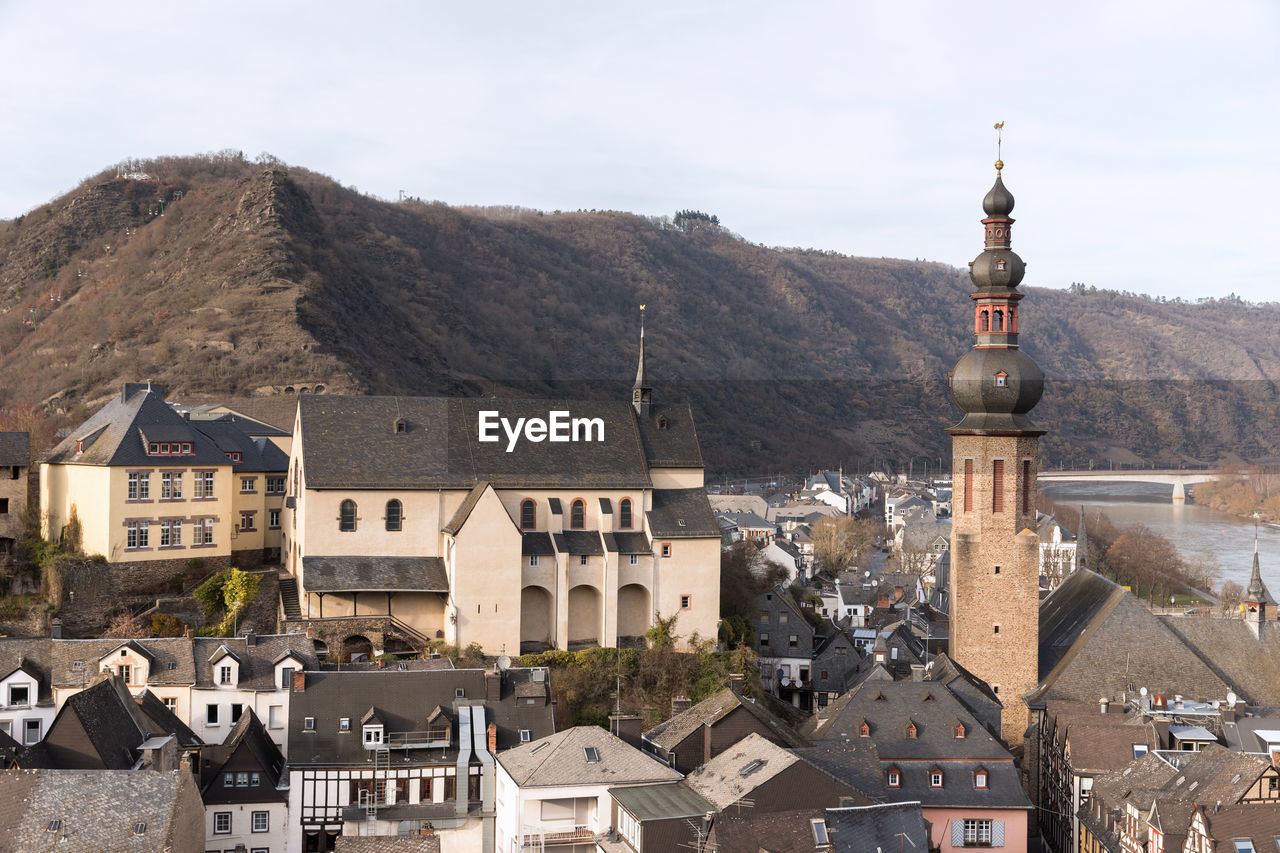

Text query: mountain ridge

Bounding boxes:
[3,153,1279,474]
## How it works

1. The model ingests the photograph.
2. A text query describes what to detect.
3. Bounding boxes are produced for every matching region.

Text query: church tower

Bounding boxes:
[1243,515,1274,639]
[948,154,1045,745]
[632,305,652,417]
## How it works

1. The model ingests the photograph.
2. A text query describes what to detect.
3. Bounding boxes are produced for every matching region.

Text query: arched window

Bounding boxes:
[339,500,357,532]
[979,311,990,332]
[570,499,585,530]
[520,499,536,530]
[993,309,1004,331]
[385,500,402,532]
[619,498,633,529]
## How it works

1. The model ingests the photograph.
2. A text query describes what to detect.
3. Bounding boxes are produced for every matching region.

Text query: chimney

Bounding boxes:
[1100,697,1109,714]
[729,673,744,694]
[292,671,306,692]
[910,664,926,682]
[672,696,693,716]
[610,715,643,750]
[50,619,62,639]
[488,723,498,755]
[486,669,502,702]
[245,633,256,647]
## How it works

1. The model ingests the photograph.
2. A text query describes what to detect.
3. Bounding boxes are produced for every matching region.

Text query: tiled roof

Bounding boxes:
[301,556,448,593]
[188,417,290,473]
[707,807,827,853]
[791,743,885,800]
[498,725,680,788]
[647,488,719,538]
[297,396,658,489]
[0,768,198,853]
[44,386,229,468]
[604,531,651,554]
[1088,751,1178,815]
[521,532,556,556]
[19,677,148,770]
[608,781,715,822]
[1064,722,1159,773]
[0,638,54,704]
[334,838,442,853]
[1158,614,1280,704]
[441,482,490,536]
[191,634,320,689]
[0,431,30,466]
[1157,743,1268,804]
[883,759,1030,810]
[1197,802,1280,850]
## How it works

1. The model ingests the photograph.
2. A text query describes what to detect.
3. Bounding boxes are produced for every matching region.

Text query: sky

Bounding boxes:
[1,1,1277,302]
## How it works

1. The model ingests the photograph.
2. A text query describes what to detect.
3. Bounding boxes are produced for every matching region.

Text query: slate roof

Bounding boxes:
[1157,614,1280,704]
[301,556,448,593]
[44,385,229,467]
[498,725,680,788]
[334,838,442,853]
[1064,722,1159,773]
[18,677,149,770]
[297,396,660,489]
[521,532,556,556]
[826,802,931,853]
[200,709,286,796]
[1031,570,1235,706]
[0,431,29,466]
[643,687,807,752]
[717,511,774,530]
[135,691,202,747]
[288,668,555,765]
[706,807,827,853]
[608,781,715,822]
[603,531,651,554]
[802,680,1010,762]
[791,743,885,800]
[1088,751,1179,819]
[682,733,803,810]
[0,638,54,704]
[0,768,198,853]
[647,488,719,538]
[634,403,703,468]
[553,530,604,556]
[441,482,490,536]
[1196,802,1280,851]
[1155,743,1269,804]
[188,417,290,473]
[190,634,319,689]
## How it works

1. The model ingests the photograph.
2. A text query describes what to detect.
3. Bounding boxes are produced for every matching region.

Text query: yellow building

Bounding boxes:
[281,330,722,657]
[40,384,288,591]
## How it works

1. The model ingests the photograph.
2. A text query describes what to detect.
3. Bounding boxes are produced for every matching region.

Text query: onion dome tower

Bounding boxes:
[947,144,1046,747]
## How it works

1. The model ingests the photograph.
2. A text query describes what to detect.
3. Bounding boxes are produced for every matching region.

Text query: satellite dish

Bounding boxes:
[1227,691,1238,708]
[496,655,512,672]
[780,676,792,687]
[1139,687,1148,697]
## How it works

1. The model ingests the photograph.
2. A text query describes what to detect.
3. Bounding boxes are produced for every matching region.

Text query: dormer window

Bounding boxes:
[75,439,84,454]
[906,722,917,739]
[931,769,944,788]
[887,768,901,788]
[996,259,1007,271]
[956,722,966,739]
[363,724,384,747]
[657,417,668,430]
[394,418,407,434]
[859,721,870,738]
[994,371,1009,388]
[975,769,988,789]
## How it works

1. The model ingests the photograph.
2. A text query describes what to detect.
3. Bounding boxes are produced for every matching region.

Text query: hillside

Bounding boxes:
[3,152,1280,474]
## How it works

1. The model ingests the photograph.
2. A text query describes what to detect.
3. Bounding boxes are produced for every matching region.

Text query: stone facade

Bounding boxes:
[950,433,1041,744]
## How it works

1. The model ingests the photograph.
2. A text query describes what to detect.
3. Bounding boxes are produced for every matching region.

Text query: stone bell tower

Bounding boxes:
[948,153,1045,746]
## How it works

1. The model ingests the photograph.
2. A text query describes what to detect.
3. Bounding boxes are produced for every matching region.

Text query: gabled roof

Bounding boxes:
[18,676,148,770]
[135,690,202,748]
[498,725,680,788]
[642,687,807,752]
[441,482,491,536]
[1087,751,1178,815]
[634,403,703,469]
[1159,613,1280,705]
[825,802,931,853]
[188,417,290,473]
[191,634,320,689]
[297,396,659,490]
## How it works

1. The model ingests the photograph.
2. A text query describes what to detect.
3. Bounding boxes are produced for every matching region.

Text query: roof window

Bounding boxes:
[584,747,601,764]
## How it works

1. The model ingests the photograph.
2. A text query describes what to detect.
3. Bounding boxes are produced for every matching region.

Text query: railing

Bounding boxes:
[521,825,594,847]
[381,730,452,750]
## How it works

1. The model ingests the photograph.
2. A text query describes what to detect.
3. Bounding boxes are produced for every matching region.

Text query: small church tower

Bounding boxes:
[947,150,1046,745]
[632,305,652,417]
[1243,514,1275,638]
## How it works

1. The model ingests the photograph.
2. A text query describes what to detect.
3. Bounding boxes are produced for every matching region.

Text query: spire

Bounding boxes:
[1076,505,1089,572]
[632,305,652,417]
[1246,513,1274,606]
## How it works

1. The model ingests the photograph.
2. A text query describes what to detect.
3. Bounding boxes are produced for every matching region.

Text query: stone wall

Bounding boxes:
[59,555,230,635]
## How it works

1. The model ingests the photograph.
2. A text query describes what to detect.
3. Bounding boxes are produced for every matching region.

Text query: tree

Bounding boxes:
[888,543,936,580]
[811,517,879,574]
[1219,581,1244,615]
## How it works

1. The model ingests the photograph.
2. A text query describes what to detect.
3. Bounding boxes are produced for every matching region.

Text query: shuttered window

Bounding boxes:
[1022,459,1032,514]
[992,460,1004,513]
[964,459,973,512]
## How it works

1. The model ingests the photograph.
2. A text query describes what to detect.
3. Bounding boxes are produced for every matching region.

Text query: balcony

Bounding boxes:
[363,730,451,750]
[521,825,595,847]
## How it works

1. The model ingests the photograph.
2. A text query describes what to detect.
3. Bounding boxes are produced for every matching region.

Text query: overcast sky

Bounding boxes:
[2,1,1276,302]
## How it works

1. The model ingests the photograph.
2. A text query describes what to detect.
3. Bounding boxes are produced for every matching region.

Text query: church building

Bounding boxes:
[280,316,722,657]
[947,157,1045,746]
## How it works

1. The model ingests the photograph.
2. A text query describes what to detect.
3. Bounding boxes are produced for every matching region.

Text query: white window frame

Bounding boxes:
[251,811,269,833]
[214,812,231,834]
[629,554,639,565]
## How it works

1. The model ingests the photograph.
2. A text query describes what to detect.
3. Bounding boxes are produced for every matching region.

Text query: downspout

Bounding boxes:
[455,703,473,817]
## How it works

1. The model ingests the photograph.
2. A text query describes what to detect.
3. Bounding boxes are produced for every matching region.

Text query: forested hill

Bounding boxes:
[2,152,1279,474]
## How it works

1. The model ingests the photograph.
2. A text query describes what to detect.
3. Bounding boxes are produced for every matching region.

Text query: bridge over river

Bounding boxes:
[1037,469,1229,503]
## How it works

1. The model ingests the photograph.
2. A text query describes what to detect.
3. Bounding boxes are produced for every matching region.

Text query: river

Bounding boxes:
[1039,481,1280,595]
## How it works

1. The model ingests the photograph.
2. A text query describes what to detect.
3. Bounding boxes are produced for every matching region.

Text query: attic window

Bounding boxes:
[71,660,83,671]
[394,418,407,434]
[975,769,988,789]
[47,821,60,832]
[455,688,465,698]
[811,819,829,846]
[657,417,668,430]
[859,722,870,737]
[75,440,84,454]
[906,723,917,739]
[520,729,531,742]
[133,823,146,836]
[956,723,966,739]
[340,718,351,731]
[166,661,177,670]
[584,747,601,764]
[887,768,901,788]
[996,259,1007,271]
[225,451,242,463]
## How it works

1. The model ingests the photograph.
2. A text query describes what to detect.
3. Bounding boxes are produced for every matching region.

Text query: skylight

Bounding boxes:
[811,818,829,845]
[584,747,601,764]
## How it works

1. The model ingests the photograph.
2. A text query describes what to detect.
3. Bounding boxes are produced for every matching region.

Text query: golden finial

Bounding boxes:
[640,304,646,311]
[994,121,1005,174]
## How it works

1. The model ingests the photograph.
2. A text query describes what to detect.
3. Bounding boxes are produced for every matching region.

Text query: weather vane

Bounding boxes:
[994,121,1005,174]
